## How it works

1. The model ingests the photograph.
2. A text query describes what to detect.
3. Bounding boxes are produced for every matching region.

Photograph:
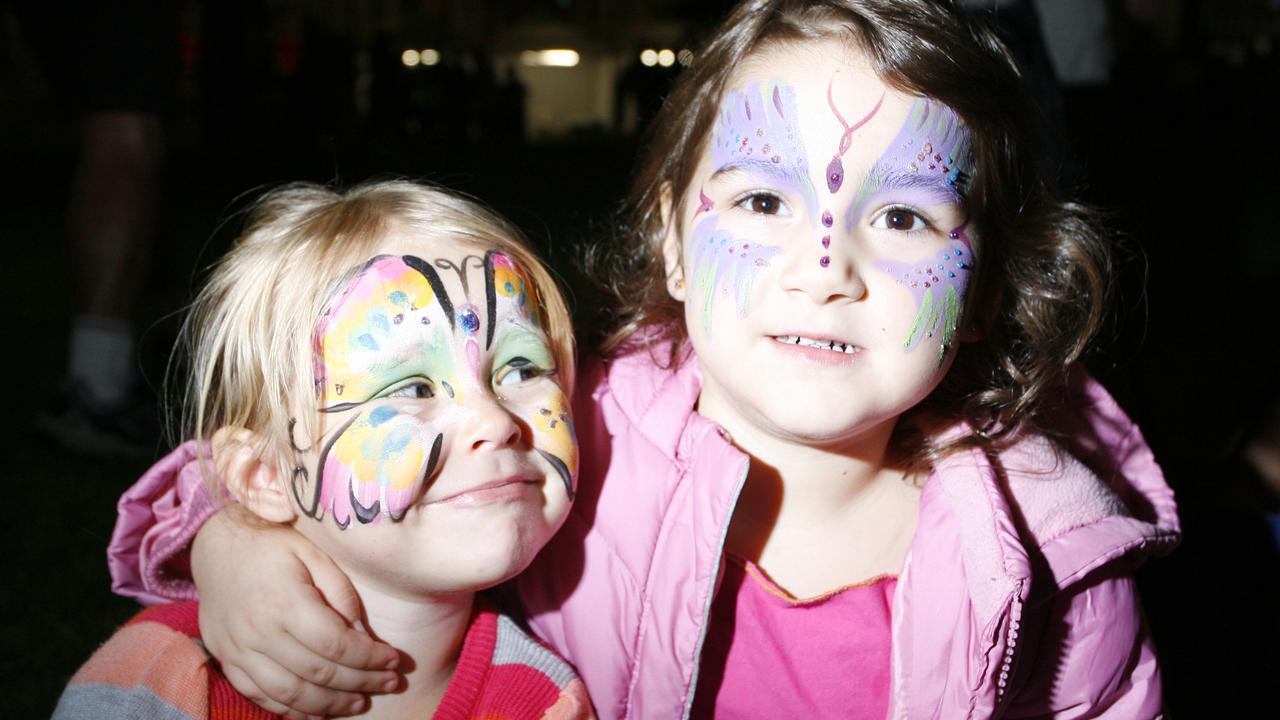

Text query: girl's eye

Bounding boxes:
[872,207,928,231]
[736,192,785,216]
[385,381,433,399]
[495,358,546,387]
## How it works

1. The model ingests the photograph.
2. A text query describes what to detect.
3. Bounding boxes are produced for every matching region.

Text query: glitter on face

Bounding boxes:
[874,221,974,364]
[711,80,819,218]
[844,98,974,230]
[689,216,782,337]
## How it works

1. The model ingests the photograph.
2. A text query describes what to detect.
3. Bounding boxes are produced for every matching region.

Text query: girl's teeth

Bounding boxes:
[773,335,858,353]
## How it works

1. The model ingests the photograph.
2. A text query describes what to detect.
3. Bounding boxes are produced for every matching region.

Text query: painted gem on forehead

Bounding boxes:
[825,74,886,194]
[459,306,480,334]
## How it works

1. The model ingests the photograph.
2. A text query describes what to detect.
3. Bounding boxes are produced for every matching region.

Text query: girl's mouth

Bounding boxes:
[771,335,860,354]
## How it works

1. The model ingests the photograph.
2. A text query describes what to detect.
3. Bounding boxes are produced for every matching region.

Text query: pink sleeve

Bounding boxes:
[108,440,224,605]
[1010,567,1164,718]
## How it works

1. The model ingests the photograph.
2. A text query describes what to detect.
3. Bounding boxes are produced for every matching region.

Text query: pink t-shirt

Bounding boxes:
[691,554,897,718]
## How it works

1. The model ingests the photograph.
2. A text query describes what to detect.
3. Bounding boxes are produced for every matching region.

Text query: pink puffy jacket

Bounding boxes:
[110,343,1179,719]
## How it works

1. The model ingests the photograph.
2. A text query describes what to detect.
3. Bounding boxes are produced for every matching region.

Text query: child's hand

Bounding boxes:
[192,511,401,717]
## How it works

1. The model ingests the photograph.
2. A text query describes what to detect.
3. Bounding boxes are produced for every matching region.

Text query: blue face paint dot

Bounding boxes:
[948,272,956,278]
[504,281,515,294]
[369,406,398,426]
[459,308,480,334]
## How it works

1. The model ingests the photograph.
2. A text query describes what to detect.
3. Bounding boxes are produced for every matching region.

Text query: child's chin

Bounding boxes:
[415,527,550,592]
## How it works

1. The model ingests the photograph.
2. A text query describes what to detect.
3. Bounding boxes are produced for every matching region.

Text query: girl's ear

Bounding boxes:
[658,183,687,302]
[211,427,296,524]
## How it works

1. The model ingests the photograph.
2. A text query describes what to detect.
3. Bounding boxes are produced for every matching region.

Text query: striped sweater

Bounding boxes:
[54,599,593,720]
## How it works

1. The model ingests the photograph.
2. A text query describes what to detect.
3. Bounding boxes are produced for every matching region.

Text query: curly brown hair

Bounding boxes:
[589,0,1113,468]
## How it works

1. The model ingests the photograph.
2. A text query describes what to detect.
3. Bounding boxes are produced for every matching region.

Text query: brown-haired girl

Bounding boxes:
[108,2,1178,717]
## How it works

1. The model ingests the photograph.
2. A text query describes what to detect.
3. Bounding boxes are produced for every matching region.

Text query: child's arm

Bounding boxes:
[191,512,401,717]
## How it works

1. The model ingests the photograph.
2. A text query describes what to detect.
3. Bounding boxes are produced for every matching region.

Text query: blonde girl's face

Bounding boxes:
[289,237,576,598]
[665,40,976,450]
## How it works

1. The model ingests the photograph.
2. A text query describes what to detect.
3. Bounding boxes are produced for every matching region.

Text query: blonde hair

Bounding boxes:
[175,180,575,481]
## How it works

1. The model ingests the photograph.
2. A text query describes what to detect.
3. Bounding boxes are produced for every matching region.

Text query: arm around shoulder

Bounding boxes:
[109,441,224,604]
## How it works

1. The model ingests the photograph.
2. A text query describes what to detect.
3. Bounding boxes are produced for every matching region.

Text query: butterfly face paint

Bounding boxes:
[687,80,812,337]
[710,80,818,219]
[842,98,976,363]
[688,217,783,338]
[295,251,575,530]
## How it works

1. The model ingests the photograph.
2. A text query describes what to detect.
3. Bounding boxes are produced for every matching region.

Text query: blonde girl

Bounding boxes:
[60,181,591,719]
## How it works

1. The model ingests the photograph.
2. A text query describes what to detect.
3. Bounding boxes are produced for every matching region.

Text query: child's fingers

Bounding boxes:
[282,533,401,674]
[219,664,308,718]
[270,624,400,693]
[286,585,400,674]
[302,546,366,627]
[222,650,371,717]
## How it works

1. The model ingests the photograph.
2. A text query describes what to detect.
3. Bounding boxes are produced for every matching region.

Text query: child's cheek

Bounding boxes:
[528,386,578,501]
[686,216,782,340]
[321,407,446,529]
[873,233,974,366]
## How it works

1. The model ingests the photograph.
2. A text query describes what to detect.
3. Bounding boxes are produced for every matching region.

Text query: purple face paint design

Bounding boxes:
[689,216,782,337]
[696,187,715,216]
[825,76,886,194]
[711,81,818,218]
[874,223,973,364]
[844,98,975,230]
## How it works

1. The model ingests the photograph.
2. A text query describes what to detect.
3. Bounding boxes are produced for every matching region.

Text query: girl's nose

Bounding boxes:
[777,229,867,305]
[460,394,523,452]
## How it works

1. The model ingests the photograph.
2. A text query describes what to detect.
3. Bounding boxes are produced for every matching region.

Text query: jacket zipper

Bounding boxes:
[680,455,751,720]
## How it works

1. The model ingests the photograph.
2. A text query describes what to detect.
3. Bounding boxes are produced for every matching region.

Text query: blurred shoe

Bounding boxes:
[37,380,161,458]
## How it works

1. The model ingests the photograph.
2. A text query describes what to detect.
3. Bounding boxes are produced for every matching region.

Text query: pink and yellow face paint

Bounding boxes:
[296,251,576,530]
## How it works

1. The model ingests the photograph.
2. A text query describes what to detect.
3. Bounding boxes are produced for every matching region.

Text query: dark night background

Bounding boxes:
[1,0,1277,716]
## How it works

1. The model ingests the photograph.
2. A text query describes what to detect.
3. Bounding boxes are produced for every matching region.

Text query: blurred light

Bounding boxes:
[401,49,420,67]
[521,49,580,67]
[678,49,694,66]
[419,48,440,66]
[657,49,676,67]
[640,49,658,67]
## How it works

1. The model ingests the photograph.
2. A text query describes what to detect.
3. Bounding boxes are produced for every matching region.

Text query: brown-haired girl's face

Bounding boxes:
[664,40,978,450]
[289,237,576,596]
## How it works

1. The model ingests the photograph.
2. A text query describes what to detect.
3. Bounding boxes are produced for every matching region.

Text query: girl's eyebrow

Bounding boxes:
[863,166,962,204]
[709,157,819,216]
[710,157,807,185]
